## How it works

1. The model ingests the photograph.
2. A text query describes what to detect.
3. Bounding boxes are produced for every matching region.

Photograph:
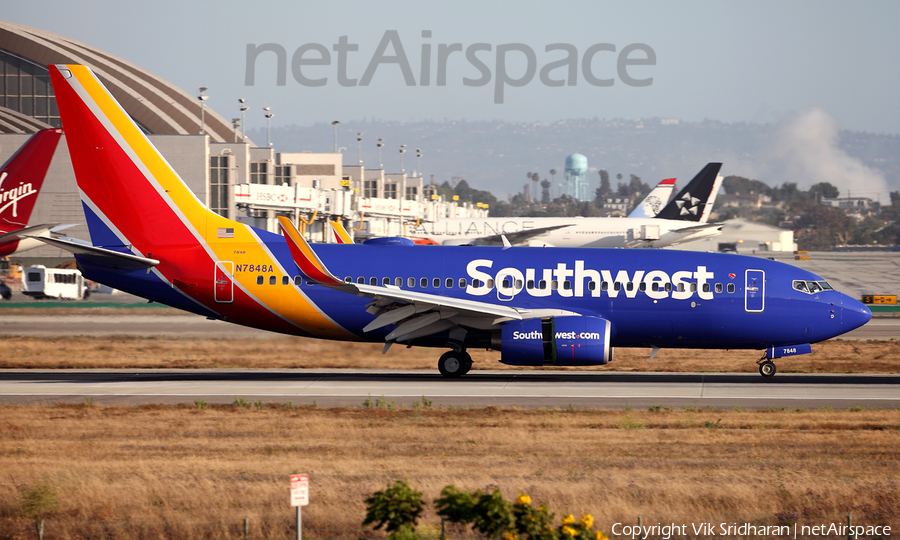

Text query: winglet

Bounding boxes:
[278,216,346,287]
[330,220,353,244]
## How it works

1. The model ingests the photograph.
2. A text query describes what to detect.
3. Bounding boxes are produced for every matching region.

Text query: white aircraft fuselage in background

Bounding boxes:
[409,217,723,248]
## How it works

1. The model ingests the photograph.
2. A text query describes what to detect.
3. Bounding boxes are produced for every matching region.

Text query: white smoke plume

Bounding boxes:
[770,107,889,199]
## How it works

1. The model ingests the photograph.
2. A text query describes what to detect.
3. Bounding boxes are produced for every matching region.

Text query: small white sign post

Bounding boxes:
[290,475,309,540]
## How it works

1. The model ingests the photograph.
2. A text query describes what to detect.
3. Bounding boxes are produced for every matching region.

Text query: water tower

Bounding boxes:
[565,153,589,202]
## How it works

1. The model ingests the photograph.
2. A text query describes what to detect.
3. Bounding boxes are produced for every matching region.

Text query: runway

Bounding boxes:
[1,313,896,339]
[0,369,897,410]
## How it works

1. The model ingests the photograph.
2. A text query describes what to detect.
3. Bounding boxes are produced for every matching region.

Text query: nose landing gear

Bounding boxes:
[438,350,473,378]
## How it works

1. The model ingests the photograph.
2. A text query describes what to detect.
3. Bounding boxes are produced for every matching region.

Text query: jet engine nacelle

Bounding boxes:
[499,316,614,366]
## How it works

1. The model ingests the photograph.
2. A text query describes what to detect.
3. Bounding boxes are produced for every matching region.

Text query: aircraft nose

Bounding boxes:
[841,295,872,332]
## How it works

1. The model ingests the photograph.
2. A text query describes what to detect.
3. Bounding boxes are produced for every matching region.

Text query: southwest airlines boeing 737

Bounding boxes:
[40,65,870,378]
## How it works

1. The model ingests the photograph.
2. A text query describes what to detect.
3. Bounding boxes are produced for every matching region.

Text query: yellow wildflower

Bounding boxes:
[516,493,532,506]
[562,525,577,537]
[562,514,576,525]
[580,514,594,529]
[596,531,609,540]
[504,531,519,540]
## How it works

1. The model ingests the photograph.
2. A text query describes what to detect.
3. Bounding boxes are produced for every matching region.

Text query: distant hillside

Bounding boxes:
[250,117,900,200]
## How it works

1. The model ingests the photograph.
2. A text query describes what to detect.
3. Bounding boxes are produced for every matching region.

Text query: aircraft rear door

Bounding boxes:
[744,269,765,312]
[215,261,234,303]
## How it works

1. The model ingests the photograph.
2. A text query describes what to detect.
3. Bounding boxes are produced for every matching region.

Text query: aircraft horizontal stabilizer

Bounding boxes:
[30,236,159,269]
[0,223,60,247]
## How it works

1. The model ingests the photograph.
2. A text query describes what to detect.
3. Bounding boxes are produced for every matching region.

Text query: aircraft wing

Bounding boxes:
[0,223,61,247]
[30,236,160,269]
[279,216,578,345]
[461,224,575,246]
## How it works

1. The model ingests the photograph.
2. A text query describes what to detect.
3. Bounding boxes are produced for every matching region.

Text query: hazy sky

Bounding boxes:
[4,1,900,135]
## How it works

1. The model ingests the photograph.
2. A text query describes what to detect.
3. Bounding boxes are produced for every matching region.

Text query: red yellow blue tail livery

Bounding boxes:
[45,64,870,378]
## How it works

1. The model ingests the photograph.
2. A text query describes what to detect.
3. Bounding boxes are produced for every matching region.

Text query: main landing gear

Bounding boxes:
[757,356,777,378]
[438,350,473,378]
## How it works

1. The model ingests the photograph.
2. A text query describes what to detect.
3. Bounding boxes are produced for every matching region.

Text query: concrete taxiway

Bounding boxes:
[0,370,896,410]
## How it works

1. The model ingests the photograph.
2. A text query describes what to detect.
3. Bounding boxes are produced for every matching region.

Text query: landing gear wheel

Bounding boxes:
[759,361,777,378]
[438,351,471,378]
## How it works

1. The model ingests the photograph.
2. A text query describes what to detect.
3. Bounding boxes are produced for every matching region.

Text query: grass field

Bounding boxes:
[1,335,898,374]
[0,404,897,539]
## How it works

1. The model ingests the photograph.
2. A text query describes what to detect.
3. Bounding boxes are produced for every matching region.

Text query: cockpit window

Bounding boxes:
[793,280,833,294]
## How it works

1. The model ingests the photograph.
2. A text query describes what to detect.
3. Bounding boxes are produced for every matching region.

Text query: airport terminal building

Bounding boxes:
[0,21,485,264]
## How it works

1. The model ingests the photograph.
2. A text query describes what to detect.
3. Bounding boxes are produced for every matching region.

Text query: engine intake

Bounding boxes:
[499,316,614,366]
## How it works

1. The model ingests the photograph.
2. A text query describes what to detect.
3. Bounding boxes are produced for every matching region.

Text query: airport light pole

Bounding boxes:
[232,118,241,142]
[263,106,273,147]
[357,132,363,166]
[331,121,340,153]
[399,144,406,173]
[416,148,422,178]
[239,98,248,142]
[197,87,209,135]
[377,138,384,169]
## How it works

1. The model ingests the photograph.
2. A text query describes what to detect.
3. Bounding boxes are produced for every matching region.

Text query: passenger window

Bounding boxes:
[370,277,377,286]
[539,280,547,290]
[459,278,467,288]
[344,276,352,284]
[702,283,710,293]
[473,279,482,288]
[601,282,608,291]
[357,276,365,284]
[689,283,697,293]
[382,277,390,286]
[420,277,428,288]
[443,278,452,288]
[527,280,535,289]
[408,277,415,288]
[269,275,276,285]
[665,283,672,292]
[677,283,685,293]
[563,281,571,290]
[588,281,596,291]
[715,283,723,293]
[395,277,403,287]
[487,279,494,289]
[651,283,659,292]
[639,282,647,292]
[282,276,289,285]
[433,278,440,288]
[551,281,559,290]
[614,282,622,291]
[727,283,735,293]
[257,275,264,285]
[295,276,303,286]
[626,282,634,292]
[515,279,523,289]
[502,278,511,288]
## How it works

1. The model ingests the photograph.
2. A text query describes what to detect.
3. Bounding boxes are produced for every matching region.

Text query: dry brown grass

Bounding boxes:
[1,336,898,373]
[0,404,897,539]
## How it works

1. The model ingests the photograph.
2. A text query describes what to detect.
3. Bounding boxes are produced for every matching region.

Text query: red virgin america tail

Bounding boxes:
[0,128,64,256]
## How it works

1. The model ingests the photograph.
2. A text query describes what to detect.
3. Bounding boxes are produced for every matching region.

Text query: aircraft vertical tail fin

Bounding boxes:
[0,128,62,231]
[49,64,218,250]
[655,163,722,222]
[330,220,353,244]
[628,177,676,218]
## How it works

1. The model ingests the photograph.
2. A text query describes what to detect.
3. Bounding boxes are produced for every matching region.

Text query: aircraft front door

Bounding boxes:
[215,261,234,303]
[745,269,765,313]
